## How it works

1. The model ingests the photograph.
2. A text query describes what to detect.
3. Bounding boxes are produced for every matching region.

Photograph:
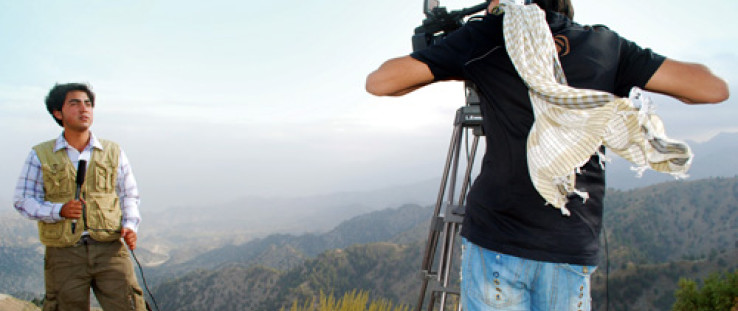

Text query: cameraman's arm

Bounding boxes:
[645,58,729,104]
[366,56,435,96]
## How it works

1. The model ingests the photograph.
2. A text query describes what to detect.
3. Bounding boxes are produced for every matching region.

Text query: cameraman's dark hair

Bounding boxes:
[531,0,574,19]
[45,83,95,127]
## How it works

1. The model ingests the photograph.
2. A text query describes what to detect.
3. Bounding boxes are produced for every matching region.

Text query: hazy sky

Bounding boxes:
[1,0,736,211]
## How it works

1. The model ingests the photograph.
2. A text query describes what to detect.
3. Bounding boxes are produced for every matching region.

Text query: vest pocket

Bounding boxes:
[41,163,73,197]
[87,194,122,241]
[93,161,116,192]
[39,221,64,239]
[38,220,78,247]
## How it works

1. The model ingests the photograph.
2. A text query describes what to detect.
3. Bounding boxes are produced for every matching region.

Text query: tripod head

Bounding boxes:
[412,1,489,52]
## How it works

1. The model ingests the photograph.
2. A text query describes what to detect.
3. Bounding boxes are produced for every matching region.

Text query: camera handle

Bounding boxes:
[412,2,488,51]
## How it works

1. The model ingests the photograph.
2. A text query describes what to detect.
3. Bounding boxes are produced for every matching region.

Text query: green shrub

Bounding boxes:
[672,271,738,311]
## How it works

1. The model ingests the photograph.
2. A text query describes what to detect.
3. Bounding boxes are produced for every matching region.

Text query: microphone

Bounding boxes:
[72,159,87,233]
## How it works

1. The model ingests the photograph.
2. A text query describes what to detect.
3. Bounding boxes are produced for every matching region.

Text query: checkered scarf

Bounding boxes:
[500,4,693,215]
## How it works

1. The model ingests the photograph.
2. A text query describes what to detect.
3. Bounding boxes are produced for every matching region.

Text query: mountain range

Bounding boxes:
[149,176,738,311]
[154,177,738,310]
[134,132,738,265]
[0,132,736,310]
[3,176,737,310]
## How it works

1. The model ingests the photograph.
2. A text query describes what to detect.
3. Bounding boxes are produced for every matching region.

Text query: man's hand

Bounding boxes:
[487,0,501,14]
[60,199,84,219]
[121,228,137,250]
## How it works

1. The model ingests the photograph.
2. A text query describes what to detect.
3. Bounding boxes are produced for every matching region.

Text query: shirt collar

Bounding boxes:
[53,131,103,152]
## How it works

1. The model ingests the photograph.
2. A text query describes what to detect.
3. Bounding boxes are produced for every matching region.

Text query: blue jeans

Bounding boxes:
[461,238,596,311]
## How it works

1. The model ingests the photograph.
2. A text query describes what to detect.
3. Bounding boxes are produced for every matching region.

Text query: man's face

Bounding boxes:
[53,90,94,131]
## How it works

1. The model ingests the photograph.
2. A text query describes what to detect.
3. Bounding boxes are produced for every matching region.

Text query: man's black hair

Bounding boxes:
[45,83,95,127]
[531,0,574,19]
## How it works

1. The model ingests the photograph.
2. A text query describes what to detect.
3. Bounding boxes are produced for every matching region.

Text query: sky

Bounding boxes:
[1,0,736,212]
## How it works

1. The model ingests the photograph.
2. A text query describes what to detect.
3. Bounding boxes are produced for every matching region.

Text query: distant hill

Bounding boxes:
[3,174,737,310]
[146,176,738,311]
[595,176,738,310]
[153,242,423,311]
[606,131,738,189]
[145,204,432,285]
[604,176,738,263]
[135,180,439,266]
[591,248,738,311]
[0,247,43,297]
[153,264,283,311]
[2,131,721,276]
[138,131,738,264]
[0,212,44,297]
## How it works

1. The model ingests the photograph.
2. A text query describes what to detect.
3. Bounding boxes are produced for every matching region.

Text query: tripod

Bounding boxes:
[415,82,484,311]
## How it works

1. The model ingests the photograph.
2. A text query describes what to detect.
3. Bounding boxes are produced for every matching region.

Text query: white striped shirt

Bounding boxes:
[13,132,141,232]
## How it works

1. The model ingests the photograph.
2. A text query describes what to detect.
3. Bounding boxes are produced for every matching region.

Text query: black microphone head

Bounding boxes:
[76,160,87,186]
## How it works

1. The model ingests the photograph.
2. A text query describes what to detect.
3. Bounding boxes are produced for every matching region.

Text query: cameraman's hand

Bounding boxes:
[60,199,84,219]
[487,0,501,13]
[121,228,137,250]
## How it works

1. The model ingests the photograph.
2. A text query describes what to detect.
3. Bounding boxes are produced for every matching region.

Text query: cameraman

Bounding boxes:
[366,0,728,310]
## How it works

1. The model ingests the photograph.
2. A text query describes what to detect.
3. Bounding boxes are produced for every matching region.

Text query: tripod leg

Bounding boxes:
[439,130,480,311]
[416,101,483,311]
[416,124,465,311]
[421,124,463,270]
[458,135,481,205]
[438,127,466,311]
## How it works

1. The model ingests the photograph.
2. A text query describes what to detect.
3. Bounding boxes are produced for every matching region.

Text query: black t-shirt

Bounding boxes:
[411,10,665,265]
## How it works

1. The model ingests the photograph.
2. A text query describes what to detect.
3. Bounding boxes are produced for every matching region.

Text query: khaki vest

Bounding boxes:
[33,139,122,247]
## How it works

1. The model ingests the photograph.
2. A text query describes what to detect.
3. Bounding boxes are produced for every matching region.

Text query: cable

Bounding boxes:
[131,249,161,311]
[603,223,609,311]
[465,128,473,188]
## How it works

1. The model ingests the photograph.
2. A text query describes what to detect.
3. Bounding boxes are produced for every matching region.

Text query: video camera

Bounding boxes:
[412,0,490,52]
